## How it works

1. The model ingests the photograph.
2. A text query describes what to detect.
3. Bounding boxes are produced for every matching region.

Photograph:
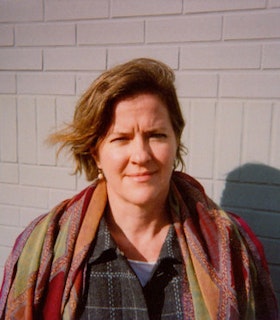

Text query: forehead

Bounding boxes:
[110,93,171,129]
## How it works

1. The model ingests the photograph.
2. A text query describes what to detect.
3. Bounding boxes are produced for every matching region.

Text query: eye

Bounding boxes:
[110,136,129,143]
[149,133,167,139]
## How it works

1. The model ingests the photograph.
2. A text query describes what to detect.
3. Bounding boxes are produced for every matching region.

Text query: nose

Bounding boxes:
[130,136,152,164]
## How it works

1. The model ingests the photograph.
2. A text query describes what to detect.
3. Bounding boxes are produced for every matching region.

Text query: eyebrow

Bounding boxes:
[110,127,168,135]
[108,131,131,136]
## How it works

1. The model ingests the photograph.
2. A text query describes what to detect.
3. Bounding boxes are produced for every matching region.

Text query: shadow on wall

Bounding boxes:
[221,163,280,306]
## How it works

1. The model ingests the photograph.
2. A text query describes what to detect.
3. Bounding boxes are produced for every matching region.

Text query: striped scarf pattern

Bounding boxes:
[0,173,278,319]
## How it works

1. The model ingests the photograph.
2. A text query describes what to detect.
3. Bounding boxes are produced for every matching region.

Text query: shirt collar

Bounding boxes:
[88,217,119,265]
[158,224,182,264]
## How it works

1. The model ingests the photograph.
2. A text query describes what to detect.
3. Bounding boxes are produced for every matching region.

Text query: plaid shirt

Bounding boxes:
[79,217,184,319]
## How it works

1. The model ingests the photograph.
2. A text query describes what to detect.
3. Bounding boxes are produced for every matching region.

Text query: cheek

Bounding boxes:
[99,146,128,171]
[154,144,177,166]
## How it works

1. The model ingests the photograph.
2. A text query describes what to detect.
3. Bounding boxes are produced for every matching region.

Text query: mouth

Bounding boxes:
[127,171,155,182]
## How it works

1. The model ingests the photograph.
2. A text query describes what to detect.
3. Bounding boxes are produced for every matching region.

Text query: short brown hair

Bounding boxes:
[49,58,186,181]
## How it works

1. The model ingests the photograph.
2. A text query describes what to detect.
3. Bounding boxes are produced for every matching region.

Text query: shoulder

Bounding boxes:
[171,171,266,261]
[171,171,218,213]
[2,183,97,278]
[228,211,269,270]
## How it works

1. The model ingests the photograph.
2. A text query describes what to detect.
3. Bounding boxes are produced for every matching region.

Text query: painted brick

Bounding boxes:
[15,23,75,46]
[184,0,266,13]
[261,238,280,264]
[233,210,280,239]
[0,205,20,226]
[175,73,218,98]
[270,265,280,292]
[0,163,18,184]
[17,73,75,95]
[270,104,280,169]
[0,267,3,284]
[220,73,280,99]
[0,183,49,208]
[215,101,243,179]
[178,98,191,152]
[188,101,216,179]
[197,178,213,198]
[56,148,75,169]
[0,247,13,267]
[0,226,22,247]
[56,96,77,125]
[0,267,3,283]
[242,102,272,164]
[0,96,17,162]
[49,189,77,209]
[0,1,279,307]
[213,180,226,205]
[232,163,280,185]
[76,73,102,95]
[0,25,13,46]
[44,47,106,71]
[0,0,43,23]
[77,174,90,191]
[225,161,280,191]
[108,46,179,69]
[17,97,37,164]
[263,44,280,69]
[42,90,76,167]
[146,16,221,43]
[269,0,280,7]
[181,44,261,70]
[20,207,45,227]
[55,96,77,168]
[221,182,280,212]
[0,74,16,94]
[112,0,182,17]
[20,164,76,190]
[0,48,42,70]
[45,0,109,21]
[224,12,280,40]
[36,97,56,165]
[77,21,144,45]
[276,293,280,308]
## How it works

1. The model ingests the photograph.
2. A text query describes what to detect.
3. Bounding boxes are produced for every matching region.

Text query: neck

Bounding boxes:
[105,195,171,261]
[107,192,170,231]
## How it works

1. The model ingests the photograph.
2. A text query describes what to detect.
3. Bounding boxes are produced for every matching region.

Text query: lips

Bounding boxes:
[127,171,155,182]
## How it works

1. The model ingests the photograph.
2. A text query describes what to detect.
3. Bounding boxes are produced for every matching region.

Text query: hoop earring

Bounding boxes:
[97,168,104,180]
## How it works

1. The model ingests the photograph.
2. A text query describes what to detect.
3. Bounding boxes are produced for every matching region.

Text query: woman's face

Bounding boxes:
[94,93,177,210]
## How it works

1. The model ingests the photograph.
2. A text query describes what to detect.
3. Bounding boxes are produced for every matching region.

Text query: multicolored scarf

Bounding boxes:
[0,172,278,319]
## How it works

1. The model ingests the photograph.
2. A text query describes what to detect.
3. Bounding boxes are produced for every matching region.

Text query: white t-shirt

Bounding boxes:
[128,259,156,286]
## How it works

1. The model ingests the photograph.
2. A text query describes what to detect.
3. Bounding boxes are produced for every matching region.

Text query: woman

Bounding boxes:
[0,58,278,319]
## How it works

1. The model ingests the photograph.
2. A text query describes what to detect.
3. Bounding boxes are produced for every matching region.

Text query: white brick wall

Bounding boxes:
[0,49,42,70]
[15,23,76,46]
[0,0,279,303]
[146,16,222,43]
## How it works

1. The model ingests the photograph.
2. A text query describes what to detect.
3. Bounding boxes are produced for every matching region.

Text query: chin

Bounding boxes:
[125,188,167,207]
